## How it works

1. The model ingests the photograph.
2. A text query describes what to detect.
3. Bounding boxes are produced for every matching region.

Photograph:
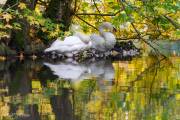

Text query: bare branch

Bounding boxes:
[92,0,106,21]
[116,36,139,40]
[74,15,98,30]
[73,0,78,13]
[92,0,101,15]
[75,8,123,16]
[163,15,180,29]
[118,1,167,58]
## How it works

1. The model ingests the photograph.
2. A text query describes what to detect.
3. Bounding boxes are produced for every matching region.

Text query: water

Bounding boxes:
[0,47,179,120]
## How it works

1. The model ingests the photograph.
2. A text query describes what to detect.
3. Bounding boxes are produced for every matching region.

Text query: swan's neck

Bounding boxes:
[99,25,112,36]
[99,26,105,35]
[101,31,111,39]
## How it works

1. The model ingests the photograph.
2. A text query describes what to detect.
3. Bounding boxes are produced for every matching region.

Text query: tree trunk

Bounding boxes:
[4,0,38,54]
[45,0,74,31]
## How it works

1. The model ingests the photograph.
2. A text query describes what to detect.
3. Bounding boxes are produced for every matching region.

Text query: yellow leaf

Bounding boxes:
[155,7,166,15]
[176,94,180,100]
[42,27,47,32]
[2,13,12,22]
[32,80,42,92]
[49,31,59,38]
[136,1,143,7]
[18,3,27,10]
[4,24,13,29]
[87,100,102,113]
[132,12,140,20]
[38,19,45,25]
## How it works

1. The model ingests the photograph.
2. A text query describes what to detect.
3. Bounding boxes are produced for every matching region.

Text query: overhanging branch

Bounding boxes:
[163,15,180,29]
[75,8,124,16]
[74,15,98,30]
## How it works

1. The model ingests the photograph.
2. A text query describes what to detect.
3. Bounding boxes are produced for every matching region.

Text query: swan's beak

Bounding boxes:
[113,27,117,32]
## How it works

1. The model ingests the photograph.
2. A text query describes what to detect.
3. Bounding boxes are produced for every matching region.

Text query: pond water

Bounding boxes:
[0,43,179,120]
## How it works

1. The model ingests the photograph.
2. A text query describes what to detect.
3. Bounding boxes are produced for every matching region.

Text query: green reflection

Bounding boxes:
[0,55,179,120]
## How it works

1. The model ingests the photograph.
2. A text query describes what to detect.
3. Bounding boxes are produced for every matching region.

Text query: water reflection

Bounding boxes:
[0,55,179,120]
[44,60,114,82]
[146,40,180,57]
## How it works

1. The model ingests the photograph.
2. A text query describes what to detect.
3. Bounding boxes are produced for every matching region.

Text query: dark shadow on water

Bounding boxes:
[50,88,73,120]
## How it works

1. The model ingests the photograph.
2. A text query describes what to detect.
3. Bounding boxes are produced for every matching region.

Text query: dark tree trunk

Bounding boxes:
[4,0,38,54]
[45,0,74,31]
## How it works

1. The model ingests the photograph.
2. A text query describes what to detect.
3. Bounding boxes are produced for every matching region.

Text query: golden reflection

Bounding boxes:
[0,102,9,117]
[0,56,179,120]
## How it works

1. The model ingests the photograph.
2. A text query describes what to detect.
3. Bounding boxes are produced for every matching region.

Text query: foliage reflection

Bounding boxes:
[0,56,179,120]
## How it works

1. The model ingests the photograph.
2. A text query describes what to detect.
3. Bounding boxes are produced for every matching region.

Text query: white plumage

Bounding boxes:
[44,33,92,57]
[90,34,106,52]
[44,22,116,57]
[90,22,116,52]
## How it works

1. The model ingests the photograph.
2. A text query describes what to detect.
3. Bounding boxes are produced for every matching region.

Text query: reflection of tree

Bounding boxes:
[0,57,179,120]
[7,60,45,95]
[82,56,179,120]
[26,104,40,120]
[0,60,15,96]
[50,88,73,120]
[73,79,97,120]
[131,57,166,84]
[127,57,178,120]
[0,59,49,119]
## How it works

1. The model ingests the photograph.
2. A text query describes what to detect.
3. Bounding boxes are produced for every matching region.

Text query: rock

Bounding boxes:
[44,41,141,61]
[112,41,141,60]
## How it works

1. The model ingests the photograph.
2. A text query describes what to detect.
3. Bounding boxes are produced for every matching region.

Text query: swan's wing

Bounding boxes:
[57,41,87,53]
[63,36,82,46]
[90,34,106,51]
[74,32,90,43]
[44,36,83,53]
[50,39,63,47]
[45,44,72,53]
[44,39,63,52]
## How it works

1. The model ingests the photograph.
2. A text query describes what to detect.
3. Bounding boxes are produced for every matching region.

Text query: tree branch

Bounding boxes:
[116,36,139,40]
[74,15,98,30]
[92,0,101,15]
[92,0,106,21]
[163,15,180,29]
[118,1,167,58]
[75,8,123,16]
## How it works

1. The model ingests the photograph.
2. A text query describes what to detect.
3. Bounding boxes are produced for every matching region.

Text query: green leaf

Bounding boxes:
[13,22,22,30]
[125,5,133,14]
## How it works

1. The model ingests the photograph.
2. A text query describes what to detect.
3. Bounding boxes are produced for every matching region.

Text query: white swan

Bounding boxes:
[44,22,116,57]
[44,32,92,57]
[90,22,116,52]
